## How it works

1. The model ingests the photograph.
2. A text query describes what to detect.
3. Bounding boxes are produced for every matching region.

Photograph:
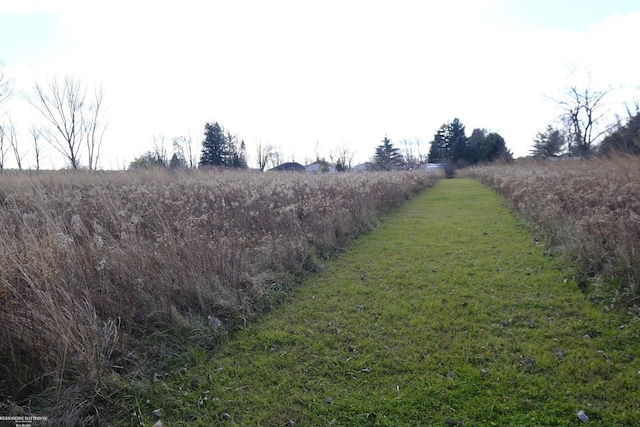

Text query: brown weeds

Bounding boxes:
[465,155,640,303]
[0,168,441,423]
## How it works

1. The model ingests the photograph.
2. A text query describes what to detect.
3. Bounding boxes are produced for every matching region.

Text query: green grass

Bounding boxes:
[128,179,640,426]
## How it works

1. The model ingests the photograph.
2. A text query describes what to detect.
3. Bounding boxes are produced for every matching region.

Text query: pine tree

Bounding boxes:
[600,113,640,155]
[448,118,468,163]
[428,119,509,164]
[466,128,486,164]
[373,137,403,170]
[479,133,508,161]
[199,122,227,166]
[531,125,565,158]
[199,122,247,168]
[427,119,468,163]
[427,125,449,163]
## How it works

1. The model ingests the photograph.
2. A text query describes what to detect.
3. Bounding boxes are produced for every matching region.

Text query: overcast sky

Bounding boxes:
[1,0,639,169]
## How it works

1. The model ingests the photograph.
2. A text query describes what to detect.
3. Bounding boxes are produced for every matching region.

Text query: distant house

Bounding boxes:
[352,162,442,172]
[306,161,336,174]
[353,162,375,172]
[418,163,443,170]
[403,163,444,171]
[269,162,306,172]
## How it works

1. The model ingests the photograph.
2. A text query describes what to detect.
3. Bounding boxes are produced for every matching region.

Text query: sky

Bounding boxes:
[0,0,639,169]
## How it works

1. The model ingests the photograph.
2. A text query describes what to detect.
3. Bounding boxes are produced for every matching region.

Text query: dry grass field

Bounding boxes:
[0,168,442,421]
[141,179,639,426]
[464,155,640,306]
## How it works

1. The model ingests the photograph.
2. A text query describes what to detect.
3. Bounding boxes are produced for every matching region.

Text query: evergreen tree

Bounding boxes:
[200,122,227,166]
[448,118,468,163]
[466,128,486,164]
[531,125,565,158]
[373,137,403,170]
[427,125,448,163]
[600,113,640,155]
[428,119,510,164]
[479,132,508,162]
[169,152,187,169]
[427,118,468,163]
[199,122,247,168]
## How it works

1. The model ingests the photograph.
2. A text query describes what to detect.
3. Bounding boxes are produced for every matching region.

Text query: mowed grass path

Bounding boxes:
[144,179,639,426]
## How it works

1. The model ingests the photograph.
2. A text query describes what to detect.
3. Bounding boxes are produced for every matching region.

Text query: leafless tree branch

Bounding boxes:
[5,115,24,170]
[0,65,12,106]
[335,143,356,170]
[84,84,106,170]
[0,122,8,172]
[183,132,195,168]
[152,134,168,166]
[29,124,43,171]
[28,75,86,169]
[27,75,106,170]
[255,140,273,171]
[554,81,612,156]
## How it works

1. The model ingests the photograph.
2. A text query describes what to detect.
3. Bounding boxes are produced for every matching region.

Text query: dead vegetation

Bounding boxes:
[465,155,640,306]
[0,168,441,423]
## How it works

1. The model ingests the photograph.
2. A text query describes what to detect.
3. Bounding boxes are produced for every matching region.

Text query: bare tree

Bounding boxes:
[0,123,8,172]
[328,149,336,166]
[28,75,106,170]
[29,124,43,171]
[169,136,190,169]
[271,147,285,168]
[0,66,13,172]
[84,84,106,170]
[401,138,417,165]
[255,140,273,171]
[152,134,168,166]
[0,64,12,106]
[313,140,324,162]
[331,143,356,171]
[29,75,85,169]
[184,132,195,168]
[555,82,612,157]
[5,116,24,170]
[414,138,427,163]
[401,137,427,165]
[171,136,185,164]
[624,98,640,119]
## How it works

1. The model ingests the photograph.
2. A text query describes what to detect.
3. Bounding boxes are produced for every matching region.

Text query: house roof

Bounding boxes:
[269,162,306,172]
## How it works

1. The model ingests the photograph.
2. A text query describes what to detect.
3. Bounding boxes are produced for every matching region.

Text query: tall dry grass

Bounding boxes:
[0,168,441,424]
[464,155,640,304]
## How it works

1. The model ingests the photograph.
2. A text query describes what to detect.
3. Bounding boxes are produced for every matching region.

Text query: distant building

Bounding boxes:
[353,162,375,172]
[269,162,306,172]
[306,161,336,174]
[418,163,443,170]
[352,162,442,172]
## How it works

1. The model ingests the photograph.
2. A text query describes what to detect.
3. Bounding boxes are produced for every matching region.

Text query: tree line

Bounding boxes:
[0,70,106,172]
[426,118,510,165]
[3,64,638,171]
[530,79,640,159]
[0,65,515,172]
[369,119,511,172]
